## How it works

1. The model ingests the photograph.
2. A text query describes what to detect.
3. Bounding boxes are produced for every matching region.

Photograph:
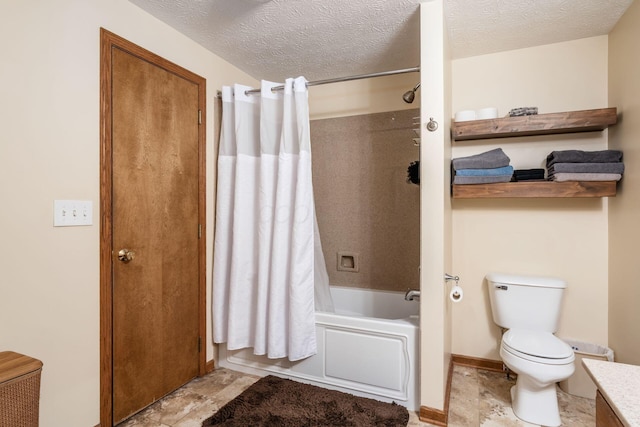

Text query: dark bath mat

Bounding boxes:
[202,375,409,427]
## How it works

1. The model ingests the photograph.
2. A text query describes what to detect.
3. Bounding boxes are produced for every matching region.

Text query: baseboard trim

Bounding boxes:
[419,405,447,426]
[419,357,454,426]
[451,354,504,372]
[205,359,216,373]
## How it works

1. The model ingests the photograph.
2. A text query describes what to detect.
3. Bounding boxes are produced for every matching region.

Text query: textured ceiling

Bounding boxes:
[446,0,634,59]
[129,0,633,82]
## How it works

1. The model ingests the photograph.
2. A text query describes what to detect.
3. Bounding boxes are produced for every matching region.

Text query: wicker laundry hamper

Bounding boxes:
[0,352,43,427]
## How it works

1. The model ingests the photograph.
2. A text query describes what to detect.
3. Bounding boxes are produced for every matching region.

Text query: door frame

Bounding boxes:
[99,28,207,426]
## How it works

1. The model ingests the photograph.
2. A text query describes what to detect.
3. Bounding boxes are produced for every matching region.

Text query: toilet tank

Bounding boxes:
[486,272,567,332]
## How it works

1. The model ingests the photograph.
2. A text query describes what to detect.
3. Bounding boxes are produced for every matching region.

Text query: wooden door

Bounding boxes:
[100,29,206,426]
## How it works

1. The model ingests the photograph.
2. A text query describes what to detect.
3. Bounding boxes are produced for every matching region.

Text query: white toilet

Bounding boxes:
[486,273,575,427]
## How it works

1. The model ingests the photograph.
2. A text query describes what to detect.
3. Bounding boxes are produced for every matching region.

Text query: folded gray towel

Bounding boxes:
[550,173,622,182]
[548,162,625,175]
[452,148,510,170]
[546,150,623,167]
[455,166,514,176]
[453,175,512,185]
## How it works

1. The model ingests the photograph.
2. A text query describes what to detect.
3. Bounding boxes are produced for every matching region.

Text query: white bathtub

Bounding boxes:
[217,286,420,410]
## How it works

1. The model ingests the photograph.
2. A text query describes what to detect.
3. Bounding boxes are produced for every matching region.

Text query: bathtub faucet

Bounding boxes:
[405,289,420,301]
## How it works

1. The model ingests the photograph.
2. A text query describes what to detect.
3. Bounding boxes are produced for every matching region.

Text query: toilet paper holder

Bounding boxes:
[444,273,459,283]
[445,273,463,302]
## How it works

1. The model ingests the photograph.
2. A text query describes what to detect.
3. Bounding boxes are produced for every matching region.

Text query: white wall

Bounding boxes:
[0,1,256,425]
[608,0,640,365]
[419,0,452,412]
[451,36,610,360]
[309,73,419,120]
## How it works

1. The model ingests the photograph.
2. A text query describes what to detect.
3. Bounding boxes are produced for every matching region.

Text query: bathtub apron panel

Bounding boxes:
[218,287,419,410]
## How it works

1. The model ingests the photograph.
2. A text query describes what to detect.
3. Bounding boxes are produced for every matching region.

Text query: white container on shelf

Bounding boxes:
[476,107,498,119]
[454,110,476,122]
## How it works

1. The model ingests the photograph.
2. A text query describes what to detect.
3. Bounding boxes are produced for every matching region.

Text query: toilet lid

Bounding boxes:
[503,329,574,360]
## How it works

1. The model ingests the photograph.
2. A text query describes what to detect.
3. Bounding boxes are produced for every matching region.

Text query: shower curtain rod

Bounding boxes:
[216,66,420,97]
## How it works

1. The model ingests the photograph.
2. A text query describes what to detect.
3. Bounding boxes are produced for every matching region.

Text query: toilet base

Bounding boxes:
[510,379,561,427]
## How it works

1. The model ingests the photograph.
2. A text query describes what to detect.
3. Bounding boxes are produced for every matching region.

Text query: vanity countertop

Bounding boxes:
[583,358,640,426]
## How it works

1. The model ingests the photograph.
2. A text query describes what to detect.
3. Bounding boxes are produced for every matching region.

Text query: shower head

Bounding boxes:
[402,82,421,104]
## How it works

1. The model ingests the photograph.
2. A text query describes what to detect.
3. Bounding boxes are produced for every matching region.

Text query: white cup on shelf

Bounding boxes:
[476,107,498,119]
[454,110,476,122]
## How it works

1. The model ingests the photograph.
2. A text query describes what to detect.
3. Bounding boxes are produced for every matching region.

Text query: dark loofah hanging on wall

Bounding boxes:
[407,160,420,185]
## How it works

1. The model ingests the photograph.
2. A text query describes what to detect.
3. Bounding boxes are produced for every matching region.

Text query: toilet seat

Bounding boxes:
[502,329,574,365]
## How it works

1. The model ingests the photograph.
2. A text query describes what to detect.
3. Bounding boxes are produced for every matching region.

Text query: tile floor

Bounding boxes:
[446,365,596,427]
[117,364,596,427]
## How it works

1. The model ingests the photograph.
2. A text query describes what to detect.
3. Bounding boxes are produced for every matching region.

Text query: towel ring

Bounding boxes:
[426,118,438,132]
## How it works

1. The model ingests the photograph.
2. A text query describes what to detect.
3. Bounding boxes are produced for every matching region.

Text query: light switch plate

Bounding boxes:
[54,200,93,226]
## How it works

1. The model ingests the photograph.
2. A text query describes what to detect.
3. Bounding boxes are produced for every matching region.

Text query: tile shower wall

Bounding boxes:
[311,109,420,292]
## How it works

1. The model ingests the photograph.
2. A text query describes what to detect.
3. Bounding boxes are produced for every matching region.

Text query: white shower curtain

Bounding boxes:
[213,77,333,361]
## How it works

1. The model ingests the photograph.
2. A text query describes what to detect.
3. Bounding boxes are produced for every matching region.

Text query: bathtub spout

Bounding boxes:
[405,289,420,301]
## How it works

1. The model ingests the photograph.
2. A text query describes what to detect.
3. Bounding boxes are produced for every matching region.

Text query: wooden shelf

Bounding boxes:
[452,181,617,199]
[452,108,617,141]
